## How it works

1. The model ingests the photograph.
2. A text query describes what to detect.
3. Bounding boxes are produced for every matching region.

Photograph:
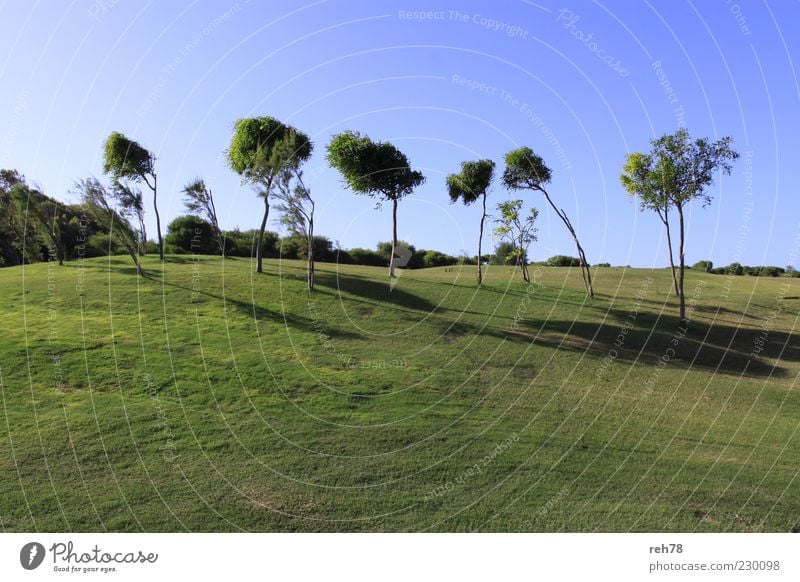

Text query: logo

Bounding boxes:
[389,243,413,292]
[20,542,45,570]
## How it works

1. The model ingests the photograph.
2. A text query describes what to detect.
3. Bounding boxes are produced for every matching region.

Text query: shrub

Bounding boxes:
[165,215,218,254]
[546,255,581,267]
[692,260,713,272]
[348,248,385,267]
[223,228,279,258]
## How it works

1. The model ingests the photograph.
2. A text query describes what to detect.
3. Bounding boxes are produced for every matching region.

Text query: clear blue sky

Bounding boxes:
[1,0,798,267]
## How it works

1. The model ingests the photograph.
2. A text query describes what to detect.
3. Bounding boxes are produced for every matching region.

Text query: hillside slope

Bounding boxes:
[0,256,798,532]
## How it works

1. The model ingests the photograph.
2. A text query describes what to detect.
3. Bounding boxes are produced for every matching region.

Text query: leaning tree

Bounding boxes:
[183,178,224,256]
[102,131,163,260]
[76,177,145,276]
[621,129,738,319]
[112,181,146,256]
[502,147,593,297]
[446,159,495,284]
[274,168,315,290]
[327,130,425,278]
[227,117,312,273]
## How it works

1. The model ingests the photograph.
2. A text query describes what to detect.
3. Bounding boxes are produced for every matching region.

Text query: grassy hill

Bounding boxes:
[0,255,798,532]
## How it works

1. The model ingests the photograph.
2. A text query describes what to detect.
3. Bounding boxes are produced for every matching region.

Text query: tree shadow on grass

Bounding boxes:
[510,308,796,379]
[313,271,441,314]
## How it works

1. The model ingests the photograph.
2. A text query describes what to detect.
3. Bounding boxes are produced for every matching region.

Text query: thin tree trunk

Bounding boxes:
[307,218,314,291]
[659,207,678,296]
[540,188,593,297]
[151,174,164,261]
[210,197,224,257]
[138,215,146,256]
[389,198,398,278]
[477,193,486,284]
[677,203,686,320]
[256,196,269,273]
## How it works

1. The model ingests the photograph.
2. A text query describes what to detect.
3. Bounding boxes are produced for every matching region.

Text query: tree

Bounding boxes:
[8,181,68,265]
[75,177,145,276]
[503,147,593,296]
[446,159,495,284]
[183,178,224,256]
[491,241,518,266]
[621,152,680,295]
[227,117,312,273]
[493,199,538,283]
[274,169,316,290]
[620,129,738,319]
[111,181,146,255]
[327,131,425,277]
[692,260,713,272]
[102,131,163,260]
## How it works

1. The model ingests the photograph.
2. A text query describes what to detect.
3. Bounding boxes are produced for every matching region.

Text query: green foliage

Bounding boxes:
[102,131,154,182]
[345,248,386,267]
[279,235,335,262]
[493,200,538,262]
[692,260,713,272]
[165,215,219,255]
[546,255,582,267]
[227,117,312,182]
[326,131,425,202]
[446,159,494,204]
[3,258,797,532]
[502,147,552,191]
[420,250,459,268]
[223,228,280,258]
[491,241,519,265]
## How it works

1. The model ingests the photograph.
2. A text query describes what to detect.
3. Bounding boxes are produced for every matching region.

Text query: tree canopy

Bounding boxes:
[446,159,495,205]
[326,131,424,201]
[102,132,154,184]
[227,117,312,181]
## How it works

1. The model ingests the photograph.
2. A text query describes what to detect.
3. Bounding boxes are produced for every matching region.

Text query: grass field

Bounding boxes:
[0,255,798,532]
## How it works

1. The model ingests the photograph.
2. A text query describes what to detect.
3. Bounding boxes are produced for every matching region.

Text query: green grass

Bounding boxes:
[0,254,798,532]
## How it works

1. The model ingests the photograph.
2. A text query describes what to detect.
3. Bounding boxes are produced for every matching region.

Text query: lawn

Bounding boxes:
[0,255,798,532]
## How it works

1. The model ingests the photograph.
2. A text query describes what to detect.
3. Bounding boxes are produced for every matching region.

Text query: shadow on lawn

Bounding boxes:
[511,308,796,379]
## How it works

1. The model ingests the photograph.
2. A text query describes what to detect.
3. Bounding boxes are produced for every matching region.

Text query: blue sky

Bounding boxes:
[1,0,798,267]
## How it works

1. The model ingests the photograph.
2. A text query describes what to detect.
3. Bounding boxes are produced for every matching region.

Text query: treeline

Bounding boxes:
[692,260,798,278]
[0,170,128,266]
[164,215,469,268]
